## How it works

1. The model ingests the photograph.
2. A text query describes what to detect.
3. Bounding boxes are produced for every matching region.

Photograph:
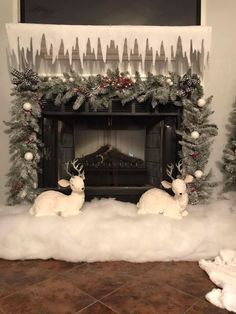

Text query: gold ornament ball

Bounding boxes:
[24,152,34,161]
[23,102,32,111]
[197,98,206,107]
[194,170,203,178]
[191,131,200,139]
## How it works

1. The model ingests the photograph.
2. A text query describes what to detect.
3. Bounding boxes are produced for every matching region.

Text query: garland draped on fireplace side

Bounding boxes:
[5,68,218,205]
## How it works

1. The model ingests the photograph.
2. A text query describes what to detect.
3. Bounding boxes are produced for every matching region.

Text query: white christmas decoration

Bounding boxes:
[199,250,236,312]
[137,163,194,219]
[194,170,203,178]
[166,78,173,86]
[6,23,212,76]
[24,152,33,161]
[20,190,27,198]
[61,78,67,82]
[0,197,236,262]
[23,102,32,111]
[69,77,74,82]
[191,131,200,139]
[197,98,206,107]
[30,160,85,217]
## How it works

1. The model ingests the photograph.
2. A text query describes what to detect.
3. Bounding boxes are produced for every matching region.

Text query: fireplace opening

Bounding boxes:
[40,103,181,202]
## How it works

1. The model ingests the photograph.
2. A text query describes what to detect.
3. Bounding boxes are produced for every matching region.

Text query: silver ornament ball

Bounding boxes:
[197,98,206,107]
[191,131,200,139]
[24,152,34,161]
[194,170,203,178]
[23,102,32,111]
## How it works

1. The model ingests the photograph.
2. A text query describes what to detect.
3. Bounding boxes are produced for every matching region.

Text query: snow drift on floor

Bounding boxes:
[0,196,235,262]
[200,249,236,313]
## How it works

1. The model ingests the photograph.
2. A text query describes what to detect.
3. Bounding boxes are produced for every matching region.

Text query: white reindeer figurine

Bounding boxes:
[137,161,193,219]
[29,159,85,217]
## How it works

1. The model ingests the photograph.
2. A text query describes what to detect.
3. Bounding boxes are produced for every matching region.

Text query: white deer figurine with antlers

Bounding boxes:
[29,159,85,217]
[137,161,193,219]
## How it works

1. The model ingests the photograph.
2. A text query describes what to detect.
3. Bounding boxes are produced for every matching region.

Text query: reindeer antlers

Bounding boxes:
[175,160,183,175]
[166,160,184,180]
[65,159,85,178]
[166,164,175,180]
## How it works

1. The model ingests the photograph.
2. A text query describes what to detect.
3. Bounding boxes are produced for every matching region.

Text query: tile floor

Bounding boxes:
[0,259,230,314]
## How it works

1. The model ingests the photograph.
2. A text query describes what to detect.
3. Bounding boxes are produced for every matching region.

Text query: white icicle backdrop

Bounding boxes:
[6,24,211,77]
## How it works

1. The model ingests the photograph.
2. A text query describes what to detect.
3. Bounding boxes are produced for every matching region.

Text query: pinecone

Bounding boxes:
[179,72,200,97]
[176,90,186,97]
[10,68,39,91]
[77,86,90,97]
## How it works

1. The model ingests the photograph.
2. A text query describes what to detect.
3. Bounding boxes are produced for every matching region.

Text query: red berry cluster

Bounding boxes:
[100,75,133,90]
[11,180,24,193]
[191,152,199,160]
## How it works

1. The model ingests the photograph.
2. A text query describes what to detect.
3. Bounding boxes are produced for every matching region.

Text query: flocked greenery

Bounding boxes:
[5,68,217,205]
[222,101,236,191]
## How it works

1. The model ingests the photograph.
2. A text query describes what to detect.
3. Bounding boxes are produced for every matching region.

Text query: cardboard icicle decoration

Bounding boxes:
[6,23,211,77]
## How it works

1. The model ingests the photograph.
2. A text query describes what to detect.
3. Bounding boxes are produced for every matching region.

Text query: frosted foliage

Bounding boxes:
[6,24,211,76]
[0,197,235,262]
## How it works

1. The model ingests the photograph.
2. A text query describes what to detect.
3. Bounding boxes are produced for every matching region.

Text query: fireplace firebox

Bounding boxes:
[39,100,181,203]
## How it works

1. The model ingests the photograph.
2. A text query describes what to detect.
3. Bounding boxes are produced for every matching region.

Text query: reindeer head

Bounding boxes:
[58,159,85,193]
[161,161,193,197]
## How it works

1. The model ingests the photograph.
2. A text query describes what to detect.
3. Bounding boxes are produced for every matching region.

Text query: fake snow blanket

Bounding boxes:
[199,249,236,313]
[0,197,235,262]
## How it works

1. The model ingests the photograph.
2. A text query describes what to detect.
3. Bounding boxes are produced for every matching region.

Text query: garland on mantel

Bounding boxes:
[5,68,218,205]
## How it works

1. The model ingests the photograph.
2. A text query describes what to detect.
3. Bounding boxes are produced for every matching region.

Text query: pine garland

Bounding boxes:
[222,101,236,191]
[5,90,42,204]
[5,68,217,205]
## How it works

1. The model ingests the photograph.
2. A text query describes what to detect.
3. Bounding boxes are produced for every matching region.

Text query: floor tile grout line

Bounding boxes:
[0,260,142,304]
[0,262,90,302]
[184,299,202,313]
[74,300,120,314]
[98,278,137,301]
[0,280,98,314]
[164,282,203,300]
[73,300,98,313]
[99,300,120,314]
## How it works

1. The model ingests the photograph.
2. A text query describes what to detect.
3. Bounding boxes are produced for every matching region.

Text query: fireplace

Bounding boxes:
[40,100,181,202]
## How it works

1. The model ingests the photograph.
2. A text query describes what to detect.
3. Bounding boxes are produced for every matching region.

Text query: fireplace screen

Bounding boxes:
[42,114,179,202]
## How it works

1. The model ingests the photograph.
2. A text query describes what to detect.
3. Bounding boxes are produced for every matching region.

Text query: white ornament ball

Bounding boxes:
[194,170,203,178]
[69,77,75,82]
[23,102,32,111]
[24,152,34,161]
[191,131,200,139]
[48,77,52,81]
[61,77,67,83]
[197,98,206,107]
[166,78,173,86]
[20,190,27,198]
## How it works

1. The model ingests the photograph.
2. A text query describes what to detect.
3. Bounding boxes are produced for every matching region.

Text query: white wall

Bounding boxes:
[203,0,236,181]
[0,0,18,203]
[0,0,235,203]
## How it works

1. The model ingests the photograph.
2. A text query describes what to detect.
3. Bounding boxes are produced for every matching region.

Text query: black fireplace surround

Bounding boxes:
[39,100,181,203]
